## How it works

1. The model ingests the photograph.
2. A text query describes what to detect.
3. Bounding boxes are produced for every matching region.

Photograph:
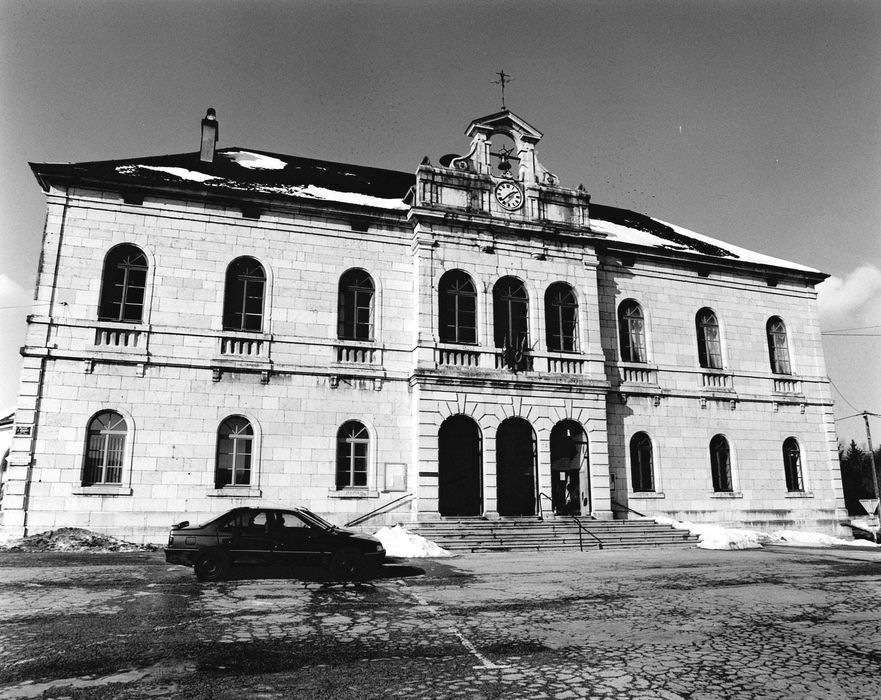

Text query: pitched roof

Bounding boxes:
[30,149,820,275]
[32,148,415,211]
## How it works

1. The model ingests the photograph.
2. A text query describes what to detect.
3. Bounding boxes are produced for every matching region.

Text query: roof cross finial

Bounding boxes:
[492,70,514,110]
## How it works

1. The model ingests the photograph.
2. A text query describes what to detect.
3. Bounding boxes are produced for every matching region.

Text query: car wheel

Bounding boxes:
[194,551,229,581]
[329,548,364,581]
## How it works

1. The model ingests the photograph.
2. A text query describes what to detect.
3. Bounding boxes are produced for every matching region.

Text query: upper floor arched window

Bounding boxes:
[618,300,647,363]
[766,316,791,374]
[98,244,148,323]
[545,282,578,352]
[82,411,127,486]
[223,257,266,332]
[696,308,723,369]
[438,270,477,344]
[782,437,804,492]
[493,276,529,349]
[215,415,253,488]
[338,269,375,341]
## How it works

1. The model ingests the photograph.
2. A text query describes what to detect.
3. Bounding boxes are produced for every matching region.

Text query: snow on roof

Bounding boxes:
[126,165,220,183]
[590,205,819,274]
[31,147,819,274]
[225,151,287,170]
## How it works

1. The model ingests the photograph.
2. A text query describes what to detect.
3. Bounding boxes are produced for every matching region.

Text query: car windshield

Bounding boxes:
[296,508,337,531]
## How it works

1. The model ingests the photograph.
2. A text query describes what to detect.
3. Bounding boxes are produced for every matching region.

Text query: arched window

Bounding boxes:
[336,421,369,489]
[223,257,266,331]
[696,308,723,369]
[215,416,253,488]
[767,317,791,374]
[630,432,654,493]
[438,270,477,344]
[545,283,578,352]
[493,276,529,349]
[783,437,804,492]
[83,411,127,486]
[618,300,647,363]
[710,435,733,492]
[338,269,375,340]
[98,244,148,323]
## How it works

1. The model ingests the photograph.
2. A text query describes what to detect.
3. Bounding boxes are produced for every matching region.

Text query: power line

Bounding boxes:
[823,324,881,333]
[829,378,862,413]
[821,332,881,337]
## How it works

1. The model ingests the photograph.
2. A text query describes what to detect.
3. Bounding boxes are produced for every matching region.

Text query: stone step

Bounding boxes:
[408,518,700,552]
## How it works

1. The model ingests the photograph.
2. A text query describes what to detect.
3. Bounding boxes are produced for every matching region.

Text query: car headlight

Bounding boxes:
[376,543,385,552]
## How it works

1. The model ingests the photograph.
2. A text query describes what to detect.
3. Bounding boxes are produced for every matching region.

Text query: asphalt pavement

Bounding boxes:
[0,545,879,699]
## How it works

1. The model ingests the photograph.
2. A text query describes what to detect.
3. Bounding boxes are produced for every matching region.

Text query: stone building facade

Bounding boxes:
[0,110,846,543]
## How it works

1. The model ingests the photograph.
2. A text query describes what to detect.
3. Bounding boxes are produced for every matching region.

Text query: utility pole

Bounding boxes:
[863,412,880,542]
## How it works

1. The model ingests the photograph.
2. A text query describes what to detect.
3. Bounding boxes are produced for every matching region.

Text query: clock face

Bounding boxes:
[494,180,524,210]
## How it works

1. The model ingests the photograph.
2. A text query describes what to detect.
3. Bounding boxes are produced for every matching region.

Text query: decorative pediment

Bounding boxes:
[464,110,543,144]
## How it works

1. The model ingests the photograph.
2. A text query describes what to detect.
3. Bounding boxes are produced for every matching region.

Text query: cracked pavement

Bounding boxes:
[0,547,879,698]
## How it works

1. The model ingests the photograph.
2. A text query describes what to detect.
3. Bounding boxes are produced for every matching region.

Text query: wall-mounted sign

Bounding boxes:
[14,426,32,436]
[384,463,407,492]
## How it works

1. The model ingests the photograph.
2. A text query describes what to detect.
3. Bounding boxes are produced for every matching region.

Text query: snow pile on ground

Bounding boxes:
[0,528,158,553]
[372,524,454,558]
[654,517,880,550]
[768,530,879,548]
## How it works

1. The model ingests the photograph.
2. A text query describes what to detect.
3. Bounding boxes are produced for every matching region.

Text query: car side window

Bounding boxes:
[249,512,269,529]
[278,512,311,529]
[218,512,248,532]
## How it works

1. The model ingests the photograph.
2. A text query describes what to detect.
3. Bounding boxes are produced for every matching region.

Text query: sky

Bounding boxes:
[0,0,879,445]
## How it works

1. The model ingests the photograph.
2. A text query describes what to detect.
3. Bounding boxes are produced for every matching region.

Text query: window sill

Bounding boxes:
[72,485,132,496]
[785,491,814,498]
[710,491,743,499]
[328,489,379,499]
[629,491,665,499]
[208,487,262,498]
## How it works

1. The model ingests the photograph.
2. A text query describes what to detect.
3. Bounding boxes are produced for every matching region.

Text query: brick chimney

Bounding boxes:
[200,108,219,163]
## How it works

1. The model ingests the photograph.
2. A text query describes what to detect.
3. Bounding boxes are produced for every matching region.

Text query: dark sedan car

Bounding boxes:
[165,506,386,581]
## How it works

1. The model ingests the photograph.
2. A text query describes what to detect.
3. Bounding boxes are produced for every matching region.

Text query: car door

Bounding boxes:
[270,510,325,567]
[224,509,276,565]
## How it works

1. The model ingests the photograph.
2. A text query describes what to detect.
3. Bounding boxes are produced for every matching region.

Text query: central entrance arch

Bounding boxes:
[496,417,537,516]
[550,420,588,515]
[438,415,482,516]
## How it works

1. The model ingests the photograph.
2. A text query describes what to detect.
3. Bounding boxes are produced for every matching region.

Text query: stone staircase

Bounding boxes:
[409,517,700,553]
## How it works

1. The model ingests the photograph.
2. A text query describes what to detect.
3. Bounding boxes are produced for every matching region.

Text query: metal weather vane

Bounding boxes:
[492,70,514,109]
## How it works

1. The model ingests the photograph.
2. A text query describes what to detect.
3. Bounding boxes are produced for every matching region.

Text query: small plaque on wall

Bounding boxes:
[14,426,32,436]
[384,463,407,492]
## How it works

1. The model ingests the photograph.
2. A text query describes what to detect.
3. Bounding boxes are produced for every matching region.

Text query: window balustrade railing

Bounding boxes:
[772,377,802,394]
[621,365,657,384]
[220,337,265,357]
[94,327,142,349]
[335,344,376,364]
[436,347,480,367]
[546,356,585,374]
[701,371,733,390]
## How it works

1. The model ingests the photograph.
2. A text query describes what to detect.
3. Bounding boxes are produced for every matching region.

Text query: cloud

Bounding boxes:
[816,264,881,328]
[0,274,33,309]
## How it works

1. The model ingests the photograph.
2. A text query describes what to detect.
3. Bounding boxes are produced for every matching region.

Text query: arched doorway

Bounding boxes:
[438,415,482,516]
[550,421,588,515]
[496,417,537,516]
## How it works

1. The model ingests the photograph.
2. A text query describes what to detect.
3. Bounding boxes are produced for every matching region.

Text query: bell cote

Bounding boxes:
[412,110,590,231]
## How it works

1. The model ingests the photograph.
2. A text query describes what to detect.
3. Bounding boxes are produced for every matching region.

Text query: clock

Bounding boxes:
[494,180,524,210]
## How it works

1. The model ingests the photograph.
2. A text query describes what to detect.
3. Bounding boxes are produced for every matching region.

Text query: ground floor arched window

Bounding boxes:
[83,411,127,486]
[710,434,733,492]
[630,432,654,493]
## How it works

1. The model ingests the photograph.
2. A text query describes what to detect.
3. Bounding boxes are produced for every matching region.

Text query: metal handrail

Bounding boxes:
[538,492,602,551]
[611,499,647,518]
[570,516,603,551]
[537,492,554,520]
[344,493,413,528]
